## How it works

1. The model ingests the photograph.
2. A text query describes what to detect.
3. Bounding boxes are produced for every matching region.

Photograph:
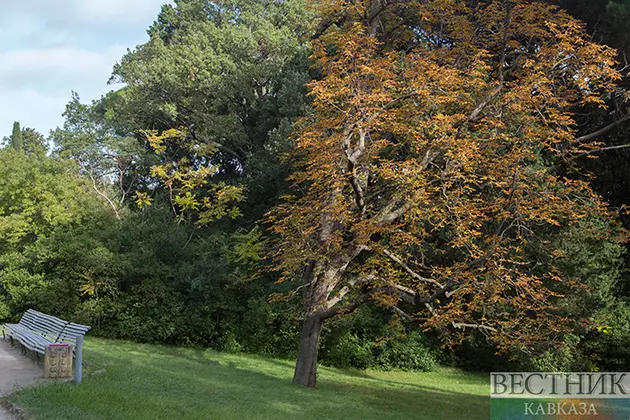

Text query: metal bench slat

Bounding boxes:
[33,312,69,327]
[4,310,90,355]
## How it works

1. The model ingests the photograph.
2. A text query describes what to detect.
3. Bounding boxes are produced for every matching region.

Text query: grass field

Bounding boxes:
[9,337,490,420]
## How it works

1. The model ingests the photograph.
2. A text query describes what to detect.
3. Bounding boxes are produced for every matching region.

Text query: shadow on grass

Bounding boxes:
[11,339,490,420]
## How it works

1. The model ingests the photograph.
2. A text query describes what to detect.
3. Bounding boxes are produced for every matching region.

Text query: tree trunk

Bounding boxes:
[292,313,324,387]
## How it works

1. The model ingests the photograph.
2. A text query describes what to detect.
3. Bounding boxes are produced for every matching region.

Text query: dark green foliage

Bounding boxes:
[321,328,440,372]
[319,306,442,371]
[452,334,512,372]
[0,200,301,357]
[555,0,630,298]
[557,0,630,55]
[2,122,47,156]
[21,128,48,157]
[525,334,584,372]
[375,331,440,372]
[454,215,627,372]
[10,121,23,151]
[109,0,313,219]
[581,300,630,371]
[322,331,376,370]
[0,0,313,357]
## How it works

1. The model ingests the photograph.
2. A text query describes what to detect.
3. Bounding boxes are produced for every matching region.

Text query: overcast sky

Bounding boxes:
[0,0,171,137]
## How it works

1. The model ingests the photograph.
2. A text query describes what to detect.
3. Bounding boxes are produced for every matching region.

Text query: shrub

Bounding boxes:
[375,331,439,372]
[322,331,375,370]
[582,300,630,371]
[525,334,582,372]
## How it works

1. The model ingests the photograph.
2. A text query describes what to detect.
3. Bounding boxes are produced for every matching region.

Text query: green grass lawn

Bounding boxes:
[9,337,490,420]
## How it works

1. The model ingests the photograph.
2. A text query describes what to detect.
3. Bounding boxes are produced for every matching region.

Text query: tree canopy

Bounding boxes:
[270,0,628,386]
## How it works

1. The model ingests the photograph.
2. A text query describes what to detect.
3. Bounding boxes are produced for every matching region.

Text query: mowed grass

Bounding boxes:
[9,337,490,420]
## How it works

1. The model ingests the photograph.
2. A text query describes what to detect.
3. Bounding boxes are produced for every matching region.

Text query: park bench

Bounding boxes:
[1,309,90,382]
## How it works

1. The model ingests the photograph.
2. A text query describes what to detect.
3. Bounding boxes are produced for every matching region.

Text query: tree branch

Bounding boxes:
[325,275,374,310]
[393,302,497,335]
[388,279,458,307]
[86,170,121,220]
[571,112,630,146]
[375,197,413,225]
[319,286,384,320]
[381,248,443,287]
[498,0,512,85]
[451,322,497,333]
[312,11,350,40]
[343,121,367,217]
[454,86,503,133]
[573,143,630,157]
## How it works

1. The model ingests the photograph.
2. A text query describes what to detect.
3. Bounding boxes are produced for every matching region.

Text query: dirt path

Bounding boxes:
[0,338,42,419]
[0,407,14,420]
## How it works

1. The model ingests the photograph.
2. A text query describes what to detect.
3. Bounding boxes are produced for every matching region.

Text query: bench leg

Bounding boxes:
[74,336,84,384]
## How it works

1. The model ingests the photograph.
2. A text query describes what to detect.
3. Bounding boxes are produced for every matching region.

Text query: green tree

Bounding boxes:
[555,0,630,298]
[21,128,48,157]
[0,147,99,317]
[0,150,92,250]
[9,121,23,151]
[3,123,47,157]
[52,93,153,220]
[109,0,313,223]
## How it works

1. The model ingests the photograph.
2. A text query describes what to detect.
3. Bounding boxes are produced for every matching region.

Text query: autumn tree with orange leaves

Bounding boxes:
[269,0,627,387]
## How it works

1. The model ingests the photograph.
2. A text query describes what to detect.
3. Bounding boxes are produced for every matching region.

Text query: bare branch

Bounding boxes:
[394,303,497,336]
[343,121,367,217]
[573,143,630,157]
[86,171,121,220]
[416,280,458,305]
[375,197,413,225]
[391,305,425,323]
[454,86,502,133]
[318,286,384,320]
[382,248,443,287]
[325,275,373,310]
[390,279,458,307]
[451,322,497,333]
[571,112,630,146]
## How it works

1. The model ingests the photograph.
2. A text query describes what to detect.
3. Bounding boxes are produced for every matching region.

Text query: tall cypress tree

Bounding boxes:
[10,121,23,151]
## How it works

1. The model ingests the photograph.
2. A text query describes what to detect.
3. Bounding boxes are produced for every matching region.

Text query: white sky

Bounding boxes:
[0,0,171,137]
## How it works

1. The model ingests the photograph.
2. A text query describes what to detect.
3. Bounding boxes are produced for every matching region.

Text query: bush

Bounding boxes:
[582,300,630,371]
[319,305,443,371]
[525,334,582,372]
[375,331,439,372]
[323,331,375,370]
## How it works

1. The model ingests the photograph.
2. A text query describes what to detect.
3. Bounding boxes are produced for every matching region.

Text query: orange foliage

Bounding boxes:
[269,0,625,355]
